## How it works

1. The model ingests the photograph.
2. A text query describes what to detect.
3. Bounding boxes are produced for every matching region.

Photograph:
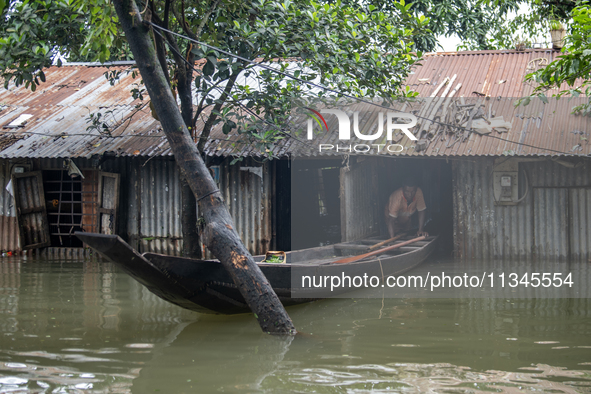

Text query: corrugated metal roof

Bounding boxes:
[1,50,590,158]
[406,49,561,98]
[0,65,171,158]
[290,49,591,157]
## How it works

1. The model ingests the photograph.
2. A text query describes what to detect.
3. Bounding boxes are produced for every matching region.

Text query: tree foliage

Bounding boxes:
[525,4,591,114]
[1,0,431,154]
[361,0,525,51]
[366,0,577,51]
[0,0,132,91]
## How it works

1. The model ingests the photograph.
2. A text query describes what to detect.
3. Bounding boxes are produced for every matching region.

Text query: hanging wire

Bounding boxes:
[146,21,591,158]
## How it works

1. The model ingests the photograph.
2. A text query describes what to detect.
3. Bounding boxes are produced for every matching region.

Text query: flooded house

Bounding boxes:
[1,49,590,261]
[293,49,591,262]
[0,62,287,258]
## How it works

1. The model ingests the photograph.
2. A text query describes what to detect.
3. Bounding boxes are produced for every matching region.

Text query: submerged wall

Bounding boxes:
[0,157,276,258]
[0,160,18,253]
[453,158,591,260]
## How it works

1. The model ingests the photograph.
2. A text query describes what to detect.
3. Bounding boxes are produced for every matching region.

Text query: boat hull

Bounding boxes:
[76,233,438,314]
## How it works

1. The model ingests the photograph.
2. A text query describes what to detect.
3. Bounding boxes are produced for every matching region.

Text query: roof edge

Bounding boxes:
[424,48,560,57]
[60,61,136,67]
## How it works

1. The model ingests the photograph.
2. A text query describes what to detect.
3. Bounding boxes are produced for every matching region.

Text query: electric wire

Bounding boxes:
[147,20,591,158]
[1,21,588,158]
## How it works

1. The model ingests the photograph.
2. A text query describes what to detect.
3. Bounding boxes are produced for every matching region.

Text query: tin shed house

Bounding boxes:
[1,49,590,261]
[0,63,288,258]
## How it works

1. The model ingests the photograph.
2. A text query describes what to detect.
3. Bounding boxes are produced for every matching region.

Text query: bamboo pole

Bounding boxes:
[332,236,426,264]
[367,233,406,251]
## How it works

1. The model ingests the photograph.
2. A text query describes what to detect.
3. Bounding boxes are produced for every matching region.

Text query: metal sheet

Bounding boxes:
[453,158,591,260]
[219,157,273,256]
[0,160,19,252]
[406,49,560,98]
[138,158,182,256]
[569,188,591,261]
[454,158,533,260]
[340,158,378,241]
[533,188,569,260]
[3,52,590,160]
[11,171,51,249]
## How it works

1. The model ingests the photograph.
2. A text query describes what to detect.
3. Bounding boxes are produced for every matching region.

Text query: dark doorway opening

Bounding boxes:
[377,158,453,256]
[291,159,342,250]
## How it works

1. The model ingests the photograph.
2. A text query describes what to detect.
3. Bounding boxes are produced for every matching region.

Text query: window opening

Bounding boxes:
[43,170,99,247]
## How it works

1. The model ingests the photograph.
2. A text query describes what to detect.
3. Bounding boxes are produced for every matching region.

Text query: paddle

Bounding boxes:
[367,233,407,251]
[332,236,426,264]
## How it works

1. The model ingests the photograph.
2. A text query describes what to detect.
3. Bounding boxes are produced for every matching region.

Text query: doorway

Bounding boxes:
[377,158,454,255]
[291,159,342,250]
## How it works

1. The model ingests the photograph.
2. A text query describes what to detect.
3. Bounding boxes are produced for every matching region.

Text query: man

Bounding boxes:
[385,180,429,238]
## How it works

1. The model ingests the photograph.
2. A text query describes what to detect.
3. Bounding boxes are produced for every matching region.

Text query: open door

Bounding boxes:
[11,171,51,249]
[97,172,120,235]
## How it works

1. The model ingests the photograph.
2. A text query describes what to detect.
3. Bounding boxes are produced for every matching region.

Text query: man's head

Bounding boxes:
[401,176,418,198]
[403,184,417,193]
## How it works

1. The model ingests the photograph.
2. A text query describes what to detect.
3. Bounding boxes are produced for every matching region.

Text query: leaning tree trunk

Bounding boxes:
[113,0,295,335]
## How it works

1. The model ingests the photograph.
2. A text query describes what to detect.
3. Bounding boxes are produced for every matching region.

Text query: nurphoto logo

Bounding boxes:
[304,107,418,154]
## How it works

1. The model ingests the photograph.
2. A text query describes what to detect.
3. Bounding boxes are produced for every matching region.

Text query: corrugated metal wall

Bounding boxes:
[453,158,591,260]
[0,160,18,252]
[570,188,591,260]
[340,157,379,242]
[218,157,273,256]
[0,157,275,258]
[533,188,569,258]
[133,158,183,256]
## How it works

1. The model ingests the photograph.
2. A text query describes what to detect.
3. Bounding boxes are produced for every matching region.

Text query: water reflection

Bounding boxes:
[0,259,195,393]
[0,259,590,393]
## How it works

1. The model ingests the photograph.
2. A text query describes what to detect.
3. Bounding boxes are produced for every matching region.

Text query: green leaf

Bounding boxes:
[203,60,215,76]
[191,46,205,58]
[537,94,548,104]
[207,55,218,66]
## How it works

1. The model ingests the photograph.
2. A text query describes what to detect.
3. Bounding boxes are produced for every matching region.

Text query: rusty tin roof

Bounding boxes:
[0,49,589,158]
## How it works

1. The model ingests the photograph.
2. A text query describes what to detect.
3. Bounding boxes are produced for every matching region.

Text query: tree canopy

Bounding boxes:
[1,0,436,152]
[525,3,591,115]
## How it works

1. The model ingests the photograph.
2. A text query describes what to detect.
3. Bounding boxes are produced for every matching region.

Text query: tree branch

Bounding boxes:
[197,62,245,152]
[150,1,170,86]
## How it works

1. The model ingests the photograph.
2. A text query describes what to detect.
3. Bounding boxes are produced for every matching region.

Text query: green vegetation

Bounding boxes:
[1,0,428,153]
[526,4,591,115]
[263,255,285,263]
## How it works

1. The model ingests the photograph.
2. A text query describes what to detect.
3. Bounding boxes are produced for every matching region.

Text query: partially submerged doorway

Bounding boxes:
[11,168,120,250]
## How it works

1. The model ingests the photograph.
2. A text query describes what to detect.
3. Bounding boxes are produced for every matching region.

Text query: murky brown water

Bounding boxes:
[0,258,590,393]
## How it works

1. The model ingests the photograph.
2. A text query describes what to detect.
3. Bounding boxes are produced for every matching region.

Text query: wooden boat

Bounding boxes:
[76,232,438,315]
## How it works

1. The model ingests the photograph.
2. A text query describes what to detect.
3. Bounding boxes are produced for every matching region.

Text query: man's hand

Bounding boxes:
[416,230,429,237]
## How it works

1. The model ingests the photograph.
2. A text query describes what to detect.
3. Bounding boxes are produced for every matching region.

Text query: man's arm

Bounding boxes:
[417,209,428,237]
[415,189,428,237]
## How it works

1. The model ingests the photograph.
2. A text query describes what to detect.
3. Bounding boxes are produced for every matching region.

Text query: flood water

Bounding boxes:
[1,258,590,393]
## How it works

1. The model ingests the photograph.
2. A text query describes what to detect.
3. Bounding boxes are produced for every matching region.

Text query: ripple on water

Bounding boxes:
[258,362,591,393]
[0,360,139,393]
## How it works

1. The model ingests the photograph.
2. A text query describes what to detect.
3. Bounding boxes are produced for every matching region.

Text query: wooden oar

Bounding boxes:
[367,233,406,251]
[332,236,426,264]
